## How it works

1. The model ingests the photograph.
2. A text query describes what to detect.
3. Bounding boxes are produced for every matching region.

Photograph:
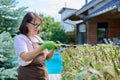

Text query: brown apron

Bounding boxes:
[18,52,49,80]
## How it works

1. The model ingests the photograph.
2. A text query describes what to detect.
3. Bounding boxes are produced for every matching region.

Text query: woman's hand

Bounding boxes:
[46,49,55,60]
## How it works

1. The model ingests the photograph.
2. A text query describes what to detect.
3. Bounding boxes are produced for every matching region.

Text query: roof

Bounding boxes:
[58,7,77,14]
[58,7,78,21]
[64,0,120,21]
[75,0,103,15]
[62,11,80,21]
[62,0,103,21]
[85,0,120,20]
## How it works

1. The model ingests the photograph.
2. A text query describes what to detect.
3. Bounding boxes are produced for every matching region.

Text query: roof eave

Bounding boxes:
[76,0,103,15]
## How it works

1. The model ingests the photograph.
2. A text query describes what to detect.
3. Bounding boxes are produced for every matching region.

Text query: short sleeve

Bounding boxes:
[14,36,28,56]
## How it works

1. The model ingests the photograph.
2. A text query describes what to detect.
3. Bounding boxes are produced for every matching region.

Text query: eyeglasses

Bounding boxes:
[28,22,41,28]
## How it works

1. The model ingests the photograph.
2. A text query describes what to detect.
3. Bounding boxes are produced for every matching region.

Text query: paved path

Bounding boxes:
[48,74,61,80]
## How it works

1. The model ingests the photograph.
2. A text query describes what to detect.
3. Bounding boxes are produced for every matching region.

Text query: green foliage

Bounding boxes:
[0,67,18,80]
[66,34,75,44]
[75,70,88,80]
[60,44,120,80]
[39,14,67,43]
[50,22,67,42]
[0,0,27,36]
[0,32,18,80]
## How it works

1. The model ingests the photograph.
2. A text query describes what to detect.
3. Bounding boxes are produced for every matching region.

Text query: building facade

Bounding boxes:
[62,0,120,45]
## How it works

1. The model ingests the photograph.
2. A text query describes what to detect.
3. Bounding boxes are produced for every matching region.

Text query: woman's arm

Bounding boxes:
[20,46,44,62]
[20,42,56,61]
[14,36,57,62]
[46,49,55,60]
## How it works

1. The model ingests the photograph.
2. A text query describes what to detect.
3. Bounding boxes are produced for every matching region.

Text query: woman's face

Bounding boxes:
[26,18,41,36]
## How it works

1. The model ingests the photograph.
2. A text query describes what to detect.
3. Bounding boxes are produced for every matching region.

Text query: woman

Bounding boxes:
[14,12,57,80]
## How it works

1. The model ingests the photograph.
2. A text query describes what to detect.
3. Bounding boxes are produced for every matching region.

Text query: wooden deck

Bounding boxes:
[48,74,61,80]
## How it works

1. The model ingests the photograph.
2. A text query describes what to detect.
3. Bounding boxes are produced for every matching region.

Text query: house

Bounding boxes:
[58,7,78,43]
[59,0,120,45]
[58,7,77,32]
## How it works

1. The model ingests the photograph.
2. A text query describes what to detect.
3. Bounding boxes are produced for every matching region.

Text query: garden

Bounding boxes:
[0,0,120,80]
[60,44,120,80]
[0,32,120,80]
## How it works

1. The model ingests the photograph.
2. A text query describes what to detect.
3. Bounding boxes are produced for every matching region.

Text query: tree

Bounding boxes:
[0,0,27,79]
[39,14,67,43]
[50,22,67,43]
[0,0,27,37]
[0,32,18,80]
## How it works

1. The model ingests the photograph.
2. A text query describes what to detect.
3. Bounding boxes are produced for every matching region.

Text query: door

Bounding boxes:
[78,24,87,44]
